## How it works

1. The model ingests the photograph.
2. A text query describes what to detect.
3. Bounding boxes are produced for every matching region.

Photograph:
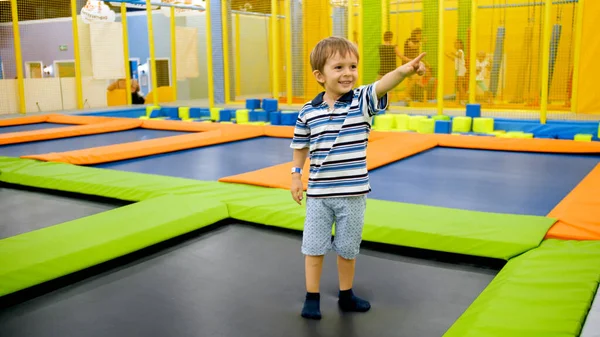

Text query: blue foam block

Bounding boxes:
[249,110,257,122]
[162,107,179,119]
[255,110,269,122]
[219,109,232,122]
[262,99,278,112]
[199,108,211,118]
[246,99,261,110]
[189,107,202,119]
[435,120,451,134]
[281,111,299,126]
[270,111,282,125]
[466,104,481,118]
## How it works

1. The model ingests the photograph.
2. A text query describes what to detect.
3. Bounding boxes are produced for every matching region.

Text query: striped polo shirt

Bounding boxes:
[290,82,388,198]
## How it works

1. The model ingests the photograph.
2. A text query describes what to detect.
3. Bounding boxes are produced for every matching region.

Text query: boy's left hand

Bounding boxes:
[400,53,427,77]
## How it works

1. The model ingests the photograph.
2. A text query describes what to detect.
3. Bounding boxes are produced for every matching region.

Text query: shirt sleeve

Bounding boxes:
[359,81,389,119]
[290,108,310,149]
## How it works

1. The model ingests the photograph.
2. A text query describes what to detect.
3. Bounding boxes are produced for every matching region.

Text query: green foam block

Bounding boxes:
[409,115,427,131]
[432,115,451,121]
[393,114,410,131]
[473,117,494,133]
[575,134,593,142]
[417,118,435,134]
[452,116,472,133]
[236,109,249,124]
[374,114,394,130]
[178,107,190,120]
[210,107,222,121]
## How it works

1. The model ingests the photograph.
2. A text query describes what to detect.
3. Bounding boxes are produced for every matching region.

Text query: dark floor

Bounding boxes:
[0,223,497,337]
[0,185,126,239]
[0,123,70,134]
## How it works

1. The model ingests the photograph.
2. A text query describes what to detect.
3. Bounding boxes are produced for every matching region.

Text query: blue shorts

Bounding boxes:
[301,195,367,259]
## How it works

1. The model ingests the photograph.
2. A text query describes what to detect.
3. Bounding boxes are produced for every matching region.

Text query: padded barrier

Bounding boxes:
[0,115,48,127]
[445,239,600,337]
[546,163,600,241]
[0,156,555,297]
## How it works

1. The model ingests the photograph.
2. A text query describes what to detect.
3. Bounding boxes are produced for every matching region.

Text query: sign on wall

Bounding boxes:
[81,1,116,24]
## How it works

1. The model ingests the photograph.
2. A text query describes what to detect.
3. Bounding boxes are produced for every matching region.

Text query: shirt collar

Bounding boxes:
[310,90,354,107]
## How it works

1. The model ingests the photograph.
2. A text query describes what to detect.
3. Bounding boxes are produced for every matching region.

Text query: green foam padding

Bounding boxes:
[178,107,190,120]
[417,118,435,134]
[432,114,451,121]
[0,194,229,297]
[210,107,221,121]
[374,114,394,131]
[452,116,472,133]
[409,115,428,131]
[236,109,249,124]
[393,114,410,130]
[575,134,593,142]
[473,117,494,133]
[445,239,600,337]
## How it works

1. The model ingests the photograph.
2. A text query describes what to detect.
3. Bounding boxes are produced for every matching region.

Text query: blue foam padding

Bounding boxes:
[281,111,299,126]
[434,120,451,134]
[246,99,261,110]
[199,109,211,119]
[262,99,278,112]
[270,111,282,125]
[255,110,269,122]
[249,110,257,122]
[219,109,232,122]
[161,107,179,120]
[466,104,481,118]
[188,107,200,119]
[149,109,162,118]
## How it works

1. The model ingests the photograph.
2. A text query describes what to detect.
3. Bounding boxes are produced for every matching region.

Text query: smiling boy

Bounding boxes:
[290,36,425,320]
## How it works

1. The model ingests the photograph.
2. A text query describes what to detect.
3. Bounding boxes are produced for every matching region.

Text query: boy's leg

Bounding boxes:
[331,196,371,313]
[301,197,334,319]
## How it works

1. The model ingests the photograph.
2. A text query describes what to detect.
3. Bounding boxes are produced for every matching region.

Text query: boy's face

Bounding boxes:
[314,52,358,97]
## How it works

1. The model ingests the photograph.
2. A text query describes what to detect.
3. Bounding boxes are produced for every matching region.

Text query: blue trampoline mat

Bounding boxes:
[0,123,72,134]
[0,129,190,157]
[368,147,600,216]
[94,137,292,181]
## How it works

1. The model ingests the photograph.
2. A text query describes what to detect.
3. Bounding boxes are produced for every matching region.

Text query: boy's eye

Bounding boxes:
[351,65,357,69]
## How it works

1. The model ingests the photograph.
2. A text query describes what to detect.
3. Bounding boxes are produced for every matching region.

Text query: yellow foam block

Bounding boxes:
[452,116,472,133]
[409,115,428,131]
[417,118,435,134]
[236,109,249,124]
[374,114,394,131]
[178,107,190,120]
[393,114,410,131]
[575,134,593,142]
[473,117,494,133]
[210,108,221,121]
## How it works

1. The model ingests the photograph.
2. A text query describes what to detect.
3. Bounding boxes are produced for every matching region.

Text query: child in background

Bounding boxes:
[289,36,425,320]
[476,51,492,102]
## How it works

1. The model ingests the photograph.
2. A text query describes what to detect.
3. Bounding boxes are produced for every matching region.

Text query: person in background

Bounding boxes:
[107,78,145,105]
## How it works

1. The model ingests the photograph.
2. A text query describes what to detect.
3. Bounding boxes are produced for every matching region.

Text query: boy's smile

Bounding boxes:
[314,52,358,100]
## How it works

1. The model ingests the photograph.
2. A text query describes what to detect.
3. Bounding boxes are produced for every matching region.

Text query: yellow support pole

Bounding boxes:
[221,0,230,104]
[10,0,25,114]
[285,0,292,105]
[437,0,444,115]
[70,0,83,109]
[170,7,178,101]
[146,0,158,106]
[121,4,132,105]
[539,0,552,124]
[205,0,215,108]
[235,13,241,99]
[357,0,363,85]
[468,0,477,104]
[271,0,280,99]
[571,0,584,113]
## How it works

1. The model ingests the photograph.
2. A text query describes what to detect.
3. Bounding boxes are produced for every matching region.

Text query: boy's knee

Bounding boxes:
[333,240,361,260]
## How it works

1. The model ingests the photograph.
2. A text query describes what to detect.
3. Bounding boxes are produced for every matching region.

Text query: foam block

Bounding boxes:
[246,99,261,110]
[146,105,161,118]
[435,120,451,134]
[270,111,282,125]
[452,116,472,133]
[236,109,249,124]
[256,110,269,122]
[473,117,494,133]
[432,115,451,121]
[409,115,428,131]
[210,108,221,121]
[574,134,593,142]
[178,107,190,120]
[219,109,232,122]
[466,104,481,118]
[161,107,178,120]
[262,99,278,112]
[281,111,299,126]
[418,118,435,134]
[374,114,394,131]
[393,114,409,131]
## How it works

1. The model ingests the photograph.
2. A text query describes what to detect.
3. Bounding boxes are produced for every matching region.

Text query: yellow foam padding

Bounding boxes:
[236,109,249,124]
[139,116,150,120]
[221,122,233,124]
[452,116,472,133]
[146,105,160,116]
[249,122,266,126]
[182,119,194,123]
[409,115,428,131]
[393,114,410,131]
[417,118,435,134]
[473,117,494,133]
[575,134,593,142]
[210,108,221,121]
[374,114,394,131]
[179,107,190,120]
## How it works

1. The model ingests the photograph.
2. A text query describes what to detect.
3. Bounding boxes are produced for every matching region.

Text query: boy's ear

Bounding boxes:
[313,69,325,85]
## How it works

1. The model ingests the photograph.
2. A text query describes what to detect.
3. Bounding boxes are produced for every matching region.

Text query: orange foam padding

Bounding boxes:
[0,115,49,127]
[545,164,600,241]
[0,119,142,146]
[46,114,116,125]
[23,127,264,165]
[218,132,437,190]
[435,133,600,153]
[264,125,294,138]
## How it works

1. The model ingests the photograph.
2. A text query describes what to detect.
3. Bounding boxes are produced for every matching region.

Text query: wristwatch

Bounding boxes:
[291,167,303,175]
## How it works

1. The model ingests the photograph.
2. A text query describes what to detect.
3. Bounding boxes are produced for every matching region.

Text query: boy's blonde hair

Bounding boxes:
[310,36,359,74]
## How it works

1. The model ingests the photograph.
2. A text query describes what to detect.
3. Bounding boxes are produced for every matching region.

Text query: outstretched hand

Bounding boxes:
[400,52,427,77]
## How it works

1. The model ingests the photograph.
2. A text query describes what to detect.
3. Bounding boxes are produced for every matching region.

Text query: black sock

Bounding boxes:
[301,292,321,320]
[338,288,371,312]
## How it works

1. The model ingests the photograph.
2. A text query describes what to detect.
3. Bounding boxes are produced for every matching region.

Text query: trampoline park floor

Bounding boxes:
[0,216,498,337]
[0,122,71,134]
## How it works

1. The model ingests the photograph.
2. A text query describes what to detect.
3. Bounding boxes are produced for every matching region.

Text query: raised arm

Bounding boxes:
[376,53,426,98]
